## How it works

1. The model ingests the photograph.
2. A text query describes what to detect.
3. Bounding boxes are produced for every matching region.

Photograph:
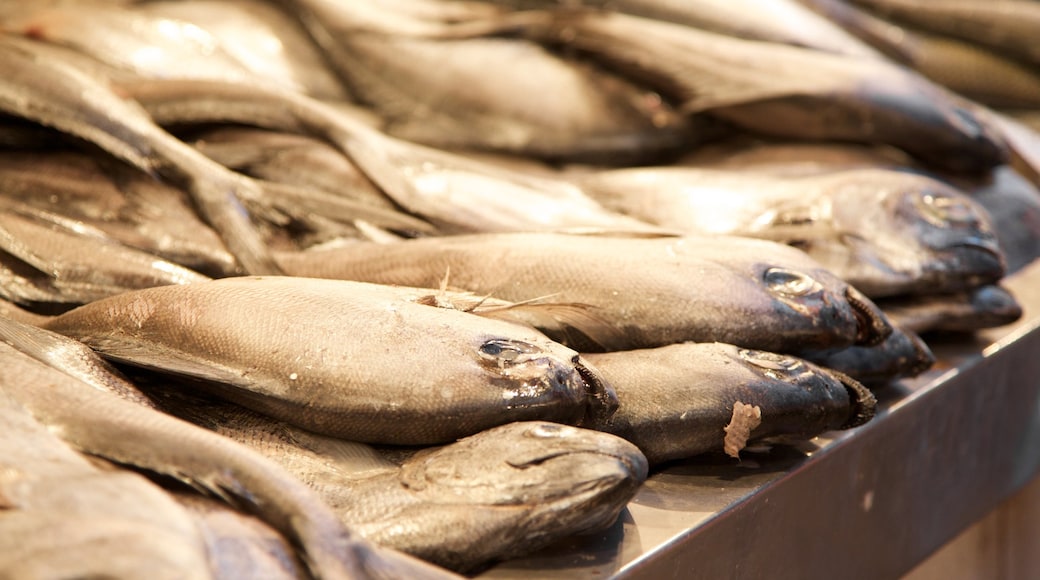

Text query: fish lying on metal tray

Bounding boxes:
[575,166,1006,297]
[0,315,458,579]
[583,342,876,465]
[33,276,617,444]
[276,232,892,354]
[805,325,936,388]
[149,384,647,573]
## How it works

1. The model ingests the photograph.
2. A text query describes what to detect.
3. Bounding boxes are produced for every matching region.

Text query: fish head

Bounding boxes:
[966,285,1023,329]
[752,259,892,349]
[471,332,619,428]
[399,421,647,510]
[829,172,1005,296]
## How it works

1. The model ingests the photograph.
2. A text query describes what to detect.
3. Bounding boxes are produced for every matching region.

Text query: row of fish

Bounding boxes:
[1,0,1038,577]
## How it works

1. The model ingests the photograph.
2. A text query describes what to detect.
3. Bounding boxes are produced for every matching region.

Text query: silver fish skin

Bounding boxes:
[584,343,876,465]
[576,166,1007,297]
[505,9,1006,173]
[0,379,212,580]
[0,35,280,275]
[41,276,617,444]
[0,202,211,308]
[879,285,1023,334]
[150,389,645,573]
[0,150,237,277]
[118,77,664,234]
[804,325,935,387]
[0,320,458,580]
[275,233,893,354]
[850,0,1040,67]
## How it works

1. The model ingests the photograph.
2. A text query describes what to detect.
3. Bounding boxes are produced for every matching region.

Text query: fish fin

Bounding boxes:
[471,300,628,351]
[76,336,252,390]
[285,428,397,476]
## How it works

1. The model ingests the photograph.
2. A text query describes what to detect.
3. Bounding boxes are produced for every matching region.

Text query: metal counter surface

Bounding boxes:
[481,259,1040,580]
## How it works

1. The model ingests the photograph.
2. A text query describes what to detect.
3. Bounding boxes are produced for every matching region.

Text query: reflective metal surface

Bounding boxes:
[482,259,1040,580]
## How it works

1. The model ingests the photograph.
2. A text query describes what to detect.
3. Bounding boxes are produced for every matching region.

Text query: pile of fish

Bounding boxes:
[1,0,1039,577]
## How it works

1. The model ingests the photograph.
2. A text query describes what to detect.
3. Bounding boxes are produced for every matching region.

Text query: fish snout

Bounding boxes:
[846,286,893,347]
[507,423,649,482]
[822,368,878,429]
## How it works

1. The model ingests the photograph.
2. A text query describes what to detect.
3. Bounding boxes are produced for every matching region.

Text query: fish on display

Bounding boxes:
[0,35,279,275]
[576,166,1007,297]
[276,232,893,354]
[0,316,458,579]
[804,325,935,387]
[37,276,617,444]
[583,342,876,465]
[878,284,1023,334]
[951,165,1040,274]
[150,385,647,573]
[0,201,211,308]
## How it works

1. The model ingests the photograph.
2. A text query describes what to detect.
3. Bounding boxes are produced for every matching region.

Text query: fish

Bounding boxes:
[0,150,236,277]
[481,8,1007,173]
[802,0,1040,109]
[0,316,459,579]
[275,232,893,354]
[575,166,1007,297]
[582,342,876,464]
[0,384,213,580]
[0,201,211,309]
[38,276,617,444]
[804,325,935,387]
[878,285,1023,334]
[950,166,1040,274]
[0,35,280,275]
[119,77,665,234]
[850,0,1040,68]
[673,138,914,176]
[147,386,647,573]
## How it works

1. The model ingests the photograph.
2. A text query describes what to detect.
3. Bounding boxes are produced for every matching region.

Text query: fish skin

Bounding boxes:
[804,325,935,387]
[584,342,876,465]
[953,165,1040,274]
[0,35,281,275]
[40,276,617,444]
[150,388,645,573]
[118,77,664,234]
[275,232,892,354]
[576,166,1007,297]
[0,381,213,580]
[0,202,212,308]
[0,319,459,580]
[879,285,1023,334]
[521,10,1007,173]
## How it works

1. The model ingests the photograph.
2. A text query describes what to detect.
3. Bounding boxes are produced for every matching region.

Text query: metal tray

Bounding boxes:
[481,258,1040,580]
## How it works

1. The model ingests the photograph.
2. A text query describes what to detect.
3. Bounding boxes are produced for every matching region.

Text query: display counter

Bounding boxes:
[482,259,1040,580]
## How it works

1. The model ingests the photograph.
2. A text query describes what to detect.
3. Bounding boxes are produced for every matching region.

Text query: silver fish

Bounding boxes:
[0,385,212,579]
[275,233,893,354]
[879,285,1023,334]
[584,342,876,464]
[804,325,935,387]
[40,276,617,444]
[0,316,458,580]
[0,35,279,274]
[576,166,1007,297]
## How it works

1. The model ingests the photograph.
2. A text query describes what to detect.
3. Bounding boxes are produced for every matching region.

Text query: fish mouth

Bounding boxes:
[846,286,893,347]
[573,356,619,428]
[825,369,877,430]
[937,242,1006,285]
[903,331,937,378]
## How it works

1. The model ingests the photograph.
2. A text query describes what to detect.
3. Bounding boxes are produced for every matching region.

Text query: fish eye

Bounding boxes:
[738,349,806,379]
[916,191,977,227]
[763,267,819,297]
[526,424,568,438]
[479,339,540,362]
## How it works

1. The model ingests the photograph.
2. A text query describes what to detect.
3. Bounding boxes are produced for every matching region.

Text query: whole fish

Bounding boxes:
[119,77,664,234]
[804,325,935,387]
[879,285,1023,334]
[0,385,212,579]
[803,0,1040,109]
[0,150,236,277]
[149,387,647,573]
[850,0,1040,67]
[275,233,892,354]
[0,202,211,308]
[0,317,458,580]
[0,35,279,274]
[583,342,876,465]
[486,9,1006,173]
[575,167,1006,297]
[39,276,617,444]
